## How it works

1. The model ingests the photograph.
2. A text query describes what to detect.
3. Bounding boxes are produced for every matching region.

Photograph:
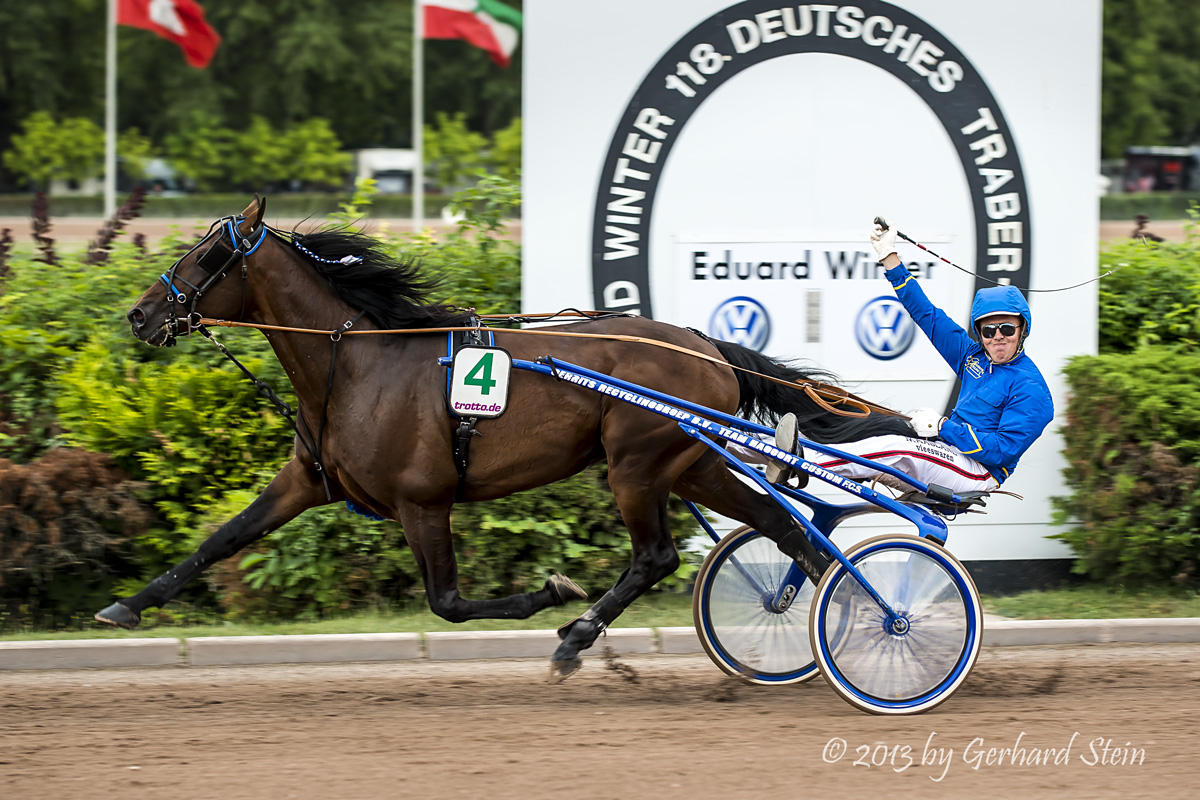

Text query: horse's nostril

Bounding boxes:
[128,307,146,328]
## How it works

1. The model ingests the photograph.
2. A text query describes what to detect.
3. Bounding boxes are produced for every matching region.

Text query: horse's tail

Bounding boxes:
[709,339,914,444]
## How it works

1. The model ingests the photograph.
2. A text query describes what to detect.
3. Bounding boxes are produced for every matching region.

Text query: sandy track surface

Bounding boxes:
[0,217,521,248]
[0,217,1184,248]
[1,643,1196,799]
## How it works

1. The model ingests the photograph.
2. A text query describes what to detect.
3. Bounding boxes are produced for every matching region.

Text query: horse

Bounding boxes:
[100,197,912,680]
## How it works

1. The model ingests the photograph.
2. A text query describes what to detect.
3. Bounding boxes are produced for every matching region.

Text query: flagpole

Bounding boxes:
[412,0,424,233]
[104,0,117,218]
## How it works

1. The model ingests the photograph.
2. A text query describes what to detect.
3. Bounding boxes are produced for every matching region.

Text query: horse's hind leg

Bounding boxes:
[671,450,829,581]
[550,451,686,682]
[95,458,328,629]
[399,503,587,622]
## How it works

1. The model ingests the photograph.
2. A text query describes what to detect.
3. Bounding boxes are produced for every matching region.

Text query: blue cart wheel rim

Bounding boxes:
[810,535,981,714]
[693,527,819,684]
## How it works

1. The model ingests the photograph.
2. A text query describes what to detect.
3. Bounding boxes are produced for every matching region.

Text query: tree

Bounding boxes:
[2,112,62,188]
[2,112,103,190]
[489,117,521,180]
[57,117,105,183]
[277,118,354,189]
[118,128,156,180]
[424,111,489,189]
[230,116,289,190]
[164,117,238,191]
[0,1,524,168]
[0,1,105,177]
[1102,0,1200,157]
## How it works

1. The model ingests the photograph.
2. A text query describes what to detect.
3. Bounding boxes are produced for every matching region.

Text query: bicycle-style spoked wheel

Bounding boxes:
[809,534,982,715]
[693,526,820,684]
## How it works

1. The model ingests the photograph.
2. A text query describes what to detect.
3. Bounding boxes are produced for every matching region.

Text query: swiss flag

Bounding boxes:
[117,0,221,69]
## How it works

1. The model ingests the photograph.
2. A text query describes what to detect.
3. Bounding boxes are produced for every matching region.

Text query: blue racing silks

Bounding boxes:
[886,263,1054,484]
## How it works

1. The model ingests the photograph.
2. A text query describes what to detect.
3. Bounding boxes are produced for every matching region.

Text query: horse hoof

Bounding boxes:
[548,658,583,684]
[94,602,141,630]
[546,573,587,605]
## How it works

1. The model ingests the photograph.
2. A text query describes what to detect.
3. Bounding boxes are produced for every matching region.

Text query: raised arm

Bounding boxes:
[870,217,974,373]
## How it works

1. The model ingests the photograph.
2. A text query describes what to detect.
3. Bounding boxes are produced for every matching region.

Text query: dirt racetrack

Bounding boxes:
[0,216,1186,249]
[1,643,1197,799]
[0,216,520,249]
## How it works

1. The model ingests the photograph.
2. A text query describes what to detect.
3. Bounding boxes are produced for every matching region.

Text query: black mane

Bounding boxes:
[273,227,472,329]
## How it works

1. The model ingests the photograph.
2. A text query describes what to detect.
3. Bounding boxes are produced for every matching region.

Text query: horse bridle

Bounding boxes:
[155,214,363,502]
[158,215,267,344]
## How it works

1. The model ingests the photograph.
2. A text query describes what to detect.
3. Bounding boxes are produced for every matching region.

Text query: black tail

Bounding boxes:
[710,339,914,444]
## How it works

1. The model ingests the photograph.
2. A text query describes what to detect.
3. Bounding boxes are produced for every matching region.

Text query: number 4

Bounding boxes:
[464,352,497,395]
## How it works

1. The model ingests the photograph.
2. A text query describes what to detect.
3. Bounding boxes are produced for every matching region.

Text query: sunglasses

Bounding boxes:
[980,322,1019,339]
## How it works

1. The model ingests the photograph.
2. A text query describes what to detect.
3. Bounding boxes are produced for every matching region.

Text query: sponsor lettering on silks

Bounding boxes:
[592,0,1032,317]
[914,440,960,461]
[964,355,986,378]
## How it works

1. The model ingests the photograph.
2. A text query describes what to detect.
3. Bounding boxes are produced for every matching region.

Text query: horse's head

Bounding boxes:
[126,196,269,346]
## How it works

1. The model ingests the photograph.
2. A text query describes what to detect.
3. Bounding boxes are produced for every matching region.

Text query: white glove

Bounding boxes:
[870,216,898,262]
[909,408,945,438]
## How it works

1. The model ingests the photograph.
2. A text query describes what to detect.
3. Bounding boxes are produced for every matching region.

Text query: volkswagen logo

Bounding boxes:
[855,296,916,360]
[710,296,770,352]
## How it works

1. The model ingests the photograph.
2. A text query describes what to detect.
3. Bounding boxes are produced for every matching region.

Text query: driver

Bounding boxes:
[770,217,1054,494]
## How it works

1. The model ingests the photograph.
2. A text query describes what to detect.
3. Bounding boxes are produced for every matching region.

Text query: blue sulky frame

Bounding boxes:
[484,355,964,628]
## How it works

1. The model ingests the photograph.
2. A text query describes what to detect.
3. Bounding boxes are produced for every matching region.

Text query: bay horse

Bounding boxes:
[100,198,911,680]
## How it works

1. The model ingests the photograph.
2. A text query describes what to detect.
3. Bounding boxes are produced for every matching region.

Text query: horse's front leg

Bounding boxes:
[400,503,586,622]
[94,458,330,629]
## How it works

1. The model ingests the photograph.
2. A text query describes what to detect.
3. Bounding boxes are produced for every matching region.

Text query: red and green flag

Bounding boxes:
[422,0,523,68]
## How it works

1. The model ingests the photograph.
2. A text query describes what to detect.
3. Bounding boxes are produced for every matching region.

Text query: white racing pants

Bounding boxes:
[735,434,1000,494]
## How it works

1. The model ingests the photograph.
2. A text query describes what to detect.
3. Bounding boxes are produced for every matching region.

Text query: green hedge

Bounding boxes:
[1055,349,1200,584]
[1096,231,1200,352]
[1054,214,1200,585]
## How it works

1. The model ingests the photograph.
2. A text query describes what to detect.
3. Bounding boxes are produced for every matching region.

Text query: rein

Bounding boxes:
[194,315,898,419]
[164,216,360,501]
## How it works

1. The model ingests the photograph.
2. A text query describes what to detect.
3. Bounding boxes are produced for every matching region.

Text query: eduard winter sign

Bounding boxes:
[590,1,1031,320]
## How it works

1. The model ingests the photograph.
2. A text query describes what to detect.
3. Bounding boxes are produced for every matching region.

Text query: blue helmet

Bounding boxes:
[971,285,1031,340]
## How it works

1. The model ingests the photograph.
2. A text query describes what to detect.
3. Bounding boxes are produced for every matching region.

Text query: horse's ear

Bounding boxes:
[237,195,267,237]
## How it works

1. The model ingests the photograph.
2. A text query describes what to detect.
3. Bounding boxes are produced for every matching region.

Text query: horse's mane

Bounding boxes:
[271,226,473,330]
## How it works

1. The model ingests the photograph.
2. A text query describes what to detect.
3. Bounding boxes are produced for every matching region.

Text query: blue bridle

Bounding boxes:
[157,215,268,342]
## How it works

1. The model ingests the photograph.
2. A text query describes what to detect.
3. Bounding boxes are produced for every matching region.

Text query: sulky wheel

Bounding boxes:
[808,534,982,715]
[693,525,823,684]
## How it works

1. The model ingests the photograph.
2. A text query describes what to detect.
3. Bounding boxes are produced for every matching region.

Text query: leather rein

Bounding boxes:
[162,217,900,508]
[192,313,903,420]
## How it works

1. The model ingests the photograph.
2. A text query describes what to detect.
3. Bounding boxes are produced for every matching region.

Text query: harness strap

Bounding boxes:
[448,312,486,501]
[452,418,481,502]
[197,326,329,499]
[311,311,368,497]
[196,310,365,502]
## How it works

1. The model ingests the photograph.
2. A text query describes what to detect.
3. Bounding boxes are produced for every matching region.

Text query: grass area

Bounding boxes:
[0,593,695,642]
[983,585,1200,620]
